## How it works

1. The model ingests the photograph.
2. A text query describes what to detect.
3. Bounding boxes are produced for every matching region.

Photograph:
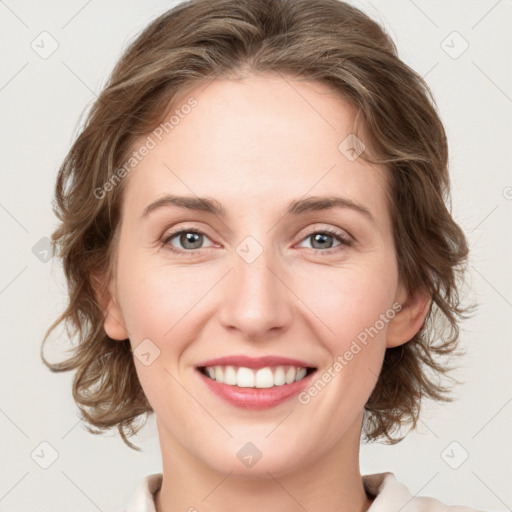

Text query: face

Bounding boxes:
[103,73,427,477]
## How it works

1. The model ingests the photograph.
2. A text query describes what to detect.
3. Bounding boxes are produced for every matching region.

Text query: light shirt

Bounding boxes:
[123,472,482,511]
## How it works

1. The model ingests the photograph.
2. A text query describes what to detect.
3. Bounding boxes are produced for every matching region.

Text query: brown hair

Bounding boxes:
[41,0,473,450]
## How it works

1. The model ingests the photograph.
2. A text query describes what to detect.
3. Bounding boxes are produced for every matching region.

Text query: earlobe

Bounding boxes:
[91,272,129,341]
[103,295,130,341]
[386,285,431,348]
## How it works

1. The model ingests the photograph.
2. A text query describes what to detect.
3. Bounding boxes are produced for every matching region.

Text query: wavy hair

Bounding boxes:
[41,0,473,450]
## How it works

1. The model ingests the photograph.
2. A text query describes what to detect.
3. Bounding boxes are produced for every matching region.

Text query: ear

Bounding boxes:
[91,271,129,341]
[386,281,431,348]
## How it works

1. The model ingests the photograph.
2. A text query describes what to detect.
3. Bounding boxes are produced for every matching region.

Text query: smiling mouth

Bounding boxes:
[198,365,317,389]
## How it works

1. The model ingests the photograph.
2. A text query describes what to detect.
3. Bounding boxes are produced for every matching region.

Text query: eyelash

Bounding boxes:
[161,225,353,256]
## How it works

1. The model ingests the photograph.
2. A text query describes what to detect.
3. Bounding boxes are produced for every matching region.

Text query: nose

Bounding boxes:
[218,248,294,342]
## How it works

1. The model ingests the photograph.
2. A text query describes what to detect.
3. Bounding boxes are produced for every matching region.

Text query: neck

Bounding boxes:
[155,413,373,512]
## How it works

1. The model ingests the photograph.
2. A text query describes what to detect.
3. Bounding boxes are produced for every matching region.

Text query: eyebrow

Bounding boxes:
[141,194,375,223]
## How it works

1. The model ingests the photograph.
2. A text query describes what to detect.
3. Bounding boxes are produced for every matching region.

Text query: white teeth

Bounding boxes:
[285,366,296,384]
[254,367,274,388]
[237,367,255,388]
[224,365,237,385]
[202,365,311,388]
[273,366,286,386]
[295,368,307,381]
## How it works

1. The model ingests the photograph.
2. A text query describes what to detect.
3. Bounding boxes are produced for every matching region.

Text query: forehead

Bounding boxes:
[120,73,389,225]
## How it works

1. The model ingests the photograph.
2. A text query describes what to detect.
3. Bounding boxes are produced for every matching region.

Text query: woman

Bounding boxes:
[41,0,479,510]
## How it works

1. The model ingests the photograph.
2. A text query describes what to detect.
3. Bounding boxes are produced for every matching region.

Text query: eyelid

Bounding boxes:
[295,225,354,253]
[162,225,217,248]
[161,222,354,254]
[299,224,353,243]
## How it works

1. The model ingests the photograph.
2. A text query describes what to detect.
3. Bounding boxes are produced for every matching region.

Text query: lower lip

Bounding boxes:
[197,369,316,410]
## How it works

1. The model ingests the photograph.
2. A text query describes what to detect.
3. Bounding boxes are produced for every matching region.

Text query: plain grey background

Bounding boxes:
[1,1,511,511]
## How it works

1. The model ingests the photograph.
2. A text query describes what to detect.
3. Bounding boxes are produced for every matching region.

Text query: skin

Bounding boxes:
[98,72,430,512]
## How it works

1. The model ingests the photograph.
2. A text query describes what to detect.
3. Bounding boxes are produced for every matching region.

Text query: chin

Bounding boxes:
[191,433,312,479]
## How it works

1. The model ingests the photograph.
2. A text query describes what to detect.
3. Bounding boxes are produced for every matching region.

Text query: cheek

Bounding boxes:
[115,257,207,409]
[117,240,398,350]
[294,265,396,429]
[115,242,206,340]
[295,258,398,347]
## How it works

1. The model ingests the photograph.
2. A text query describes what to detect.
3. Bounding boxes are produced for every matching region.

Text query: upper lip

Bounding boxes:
[196,355,317,370]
